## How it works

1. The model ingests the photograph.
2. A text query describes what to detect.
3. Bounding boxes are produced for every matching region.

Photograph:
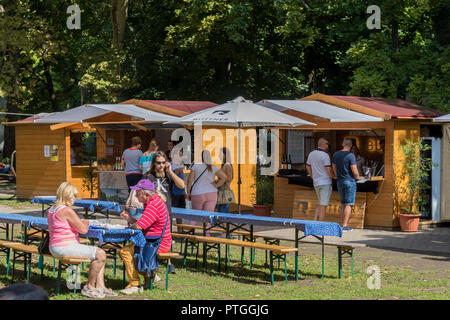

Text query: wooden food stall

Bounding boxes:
[260,94,445,229]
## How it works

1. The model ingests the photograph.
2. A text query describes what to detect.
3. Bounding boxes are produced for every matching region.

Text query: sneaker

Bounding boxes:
[119,286,143,295]
[144,274,161,289]
[342,226,353,232]
[169,264,176,274]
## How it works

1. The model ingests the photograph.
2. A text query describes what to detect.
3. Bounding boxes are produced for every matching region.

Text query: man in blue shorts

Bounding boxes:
[332,138,364,232]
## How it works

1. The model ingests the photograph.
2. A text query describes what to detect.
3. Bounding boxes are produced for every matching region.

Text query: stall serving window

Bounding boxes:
[70,131,97,166]
[285,130,314,167]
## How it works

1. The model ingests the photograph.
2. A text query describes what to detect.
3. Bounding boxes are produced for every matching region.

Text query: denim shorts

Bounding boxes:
[50,243,98,261]
[337,180,357,205]
[314,184,332,206]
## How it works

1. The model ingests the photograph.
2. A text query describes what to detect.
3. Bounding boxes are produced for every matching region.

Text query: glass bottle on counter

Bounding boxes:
[115,157,120,170]
[281,154,286,170]
[287,155,292,170]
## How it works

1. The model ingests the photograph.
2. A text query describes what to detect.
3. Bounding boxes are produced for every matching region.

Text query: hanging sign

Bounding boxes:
[50,145,59,161]
[44,145,50,157]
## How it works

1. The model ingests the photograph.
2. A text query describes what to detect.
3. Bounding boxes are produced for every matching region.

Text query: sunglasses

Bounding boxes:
[155,161,166,165]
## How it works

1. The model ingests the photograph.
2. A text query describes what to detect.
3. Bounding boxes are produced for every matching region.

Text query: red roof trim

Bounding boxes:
[330,96,444,118]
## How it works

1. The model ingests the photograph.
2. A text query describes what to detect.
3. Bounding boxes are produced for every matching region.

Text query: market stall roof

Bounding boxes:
[433,114,450,122]
[120,99,218,117]
[33,104,179,124]
[300,94,444,119]
[33,105,111,123]
[85,104,179,122]
[257,100,384,122]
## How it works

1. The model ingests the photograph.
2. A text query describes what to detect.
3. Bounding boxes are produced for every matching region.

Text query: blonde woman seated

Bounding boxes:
[47,182,116,298]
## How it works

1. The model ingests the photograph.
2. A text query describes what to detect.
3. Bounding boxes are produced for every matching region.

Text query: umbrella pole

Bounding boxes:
[238,124,241,214]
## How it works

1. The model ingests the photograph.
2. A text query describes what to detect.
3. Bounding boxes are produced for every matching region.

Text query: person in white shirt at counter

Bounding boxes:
[306,137,336,221]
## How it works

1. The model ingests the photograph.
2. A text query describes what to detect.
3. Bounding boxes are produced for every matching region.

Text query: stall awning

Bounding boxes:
[85,104,179,122]
[34,105,111,123]
[257,100,384,122]
[433,114,450,122]
[34,104,179,124]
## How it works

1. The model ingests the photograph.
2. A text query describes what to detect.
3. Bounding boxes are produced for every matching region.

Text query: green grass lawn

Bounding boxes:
[0,198,42,210]
[0,232,448,300]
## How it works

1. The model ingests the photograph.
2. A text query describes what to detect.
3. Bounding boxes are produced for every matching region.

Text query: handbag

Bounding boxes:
[187,166,208,199]
[133,205,169,276]
[217,182,235,205]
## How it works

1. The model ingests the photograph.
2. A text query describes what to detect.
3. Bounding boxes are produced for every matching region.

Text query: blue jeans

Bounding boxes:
[216,204,230,213]
[0,166,10,174]
[337,180,356,205]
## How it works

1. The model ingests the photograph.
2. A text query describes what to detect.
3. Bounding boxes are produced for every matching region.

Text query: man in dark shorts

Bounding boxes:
[332,138,364,232]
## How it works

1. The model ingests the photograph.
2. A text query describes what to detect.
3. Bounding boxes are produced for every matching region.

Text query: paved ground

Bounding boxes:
[254,225,450,255]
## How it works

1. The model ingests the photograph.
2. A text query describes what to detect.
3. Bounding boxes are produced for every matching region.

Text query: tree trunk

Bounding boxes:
[391,19,399,51]
[110,0,129,50]
[43,59,58,112]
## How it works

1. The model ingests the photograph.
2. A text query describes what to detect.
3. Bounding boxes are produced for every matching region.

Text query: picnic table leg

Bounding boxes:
[183,239,188,267]
[26,253,31,283]
[295,229,299,281]
[225,223,230,271]
[351,249,354,278]
[6,248,10,276]
[11,250,16,283]
[338,247,342,279]
[195,242,199,269]
[166,261,170,291]
[284,254,288,284]
[250,225,254,265]
[23,251,28,279]
[321,236,325,279]
[202,222,207,271]
[40,255,45,280]
[217,244,221,272]
[270,251,274,286]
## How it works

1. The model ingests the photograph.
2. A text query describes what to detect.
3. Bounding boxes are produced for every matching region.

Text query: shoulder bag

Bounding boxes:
[133,204,169,276]
[216,164,235,205]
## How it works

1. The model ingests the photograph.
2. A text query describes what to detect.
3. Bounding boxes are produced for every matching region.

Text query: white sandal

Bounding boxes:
[100,288,118,297]
[81,285,105,299]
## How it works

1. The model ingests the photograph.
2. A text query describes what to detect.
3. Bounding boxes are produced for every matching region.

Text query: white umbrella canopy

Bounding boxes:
[164,96,315,127]
[433,114,450,122]
[165,96,316,214]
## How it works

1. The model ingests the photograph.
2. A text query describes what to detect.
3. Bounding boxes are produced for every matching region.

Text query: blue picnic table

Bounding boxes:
[31,196,121,219]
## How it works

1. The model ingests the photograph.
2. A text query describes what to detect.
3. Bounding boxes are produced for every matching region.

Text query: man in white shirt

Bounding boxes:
[306,138,335,221]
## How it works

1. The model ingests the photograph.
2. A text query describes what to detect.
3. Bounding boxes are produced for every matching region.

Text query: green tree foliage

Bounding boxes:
[0,0,448,124]
[346,0,450,112]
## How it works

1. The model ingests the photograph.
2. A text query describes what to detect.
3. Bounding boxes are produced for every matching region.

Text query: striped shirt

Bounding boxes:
[136,194,172,253]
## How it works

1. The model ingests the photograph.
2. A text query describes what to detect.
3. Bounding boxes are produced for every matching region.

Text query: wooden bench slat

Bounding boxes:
[158,252,182,260]
[175,224,251,236]
[252,233,366,249]
[172,233,297,254]
[0,241,91,263]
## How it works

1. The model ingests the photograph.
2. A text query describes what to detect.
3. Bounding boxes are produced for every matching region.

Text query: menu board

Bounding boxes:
[287,130,305,163]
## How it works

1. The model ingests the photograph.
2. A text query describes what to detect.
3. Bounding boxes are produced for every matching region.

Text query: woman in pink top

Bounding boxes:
[118,179,171,295]
[48,182,115,298]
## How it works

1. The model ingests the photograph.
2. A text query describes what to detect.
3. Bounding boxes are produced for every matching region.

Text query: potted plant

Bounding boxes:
[252,164,274,216]
[394,138,433,232]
